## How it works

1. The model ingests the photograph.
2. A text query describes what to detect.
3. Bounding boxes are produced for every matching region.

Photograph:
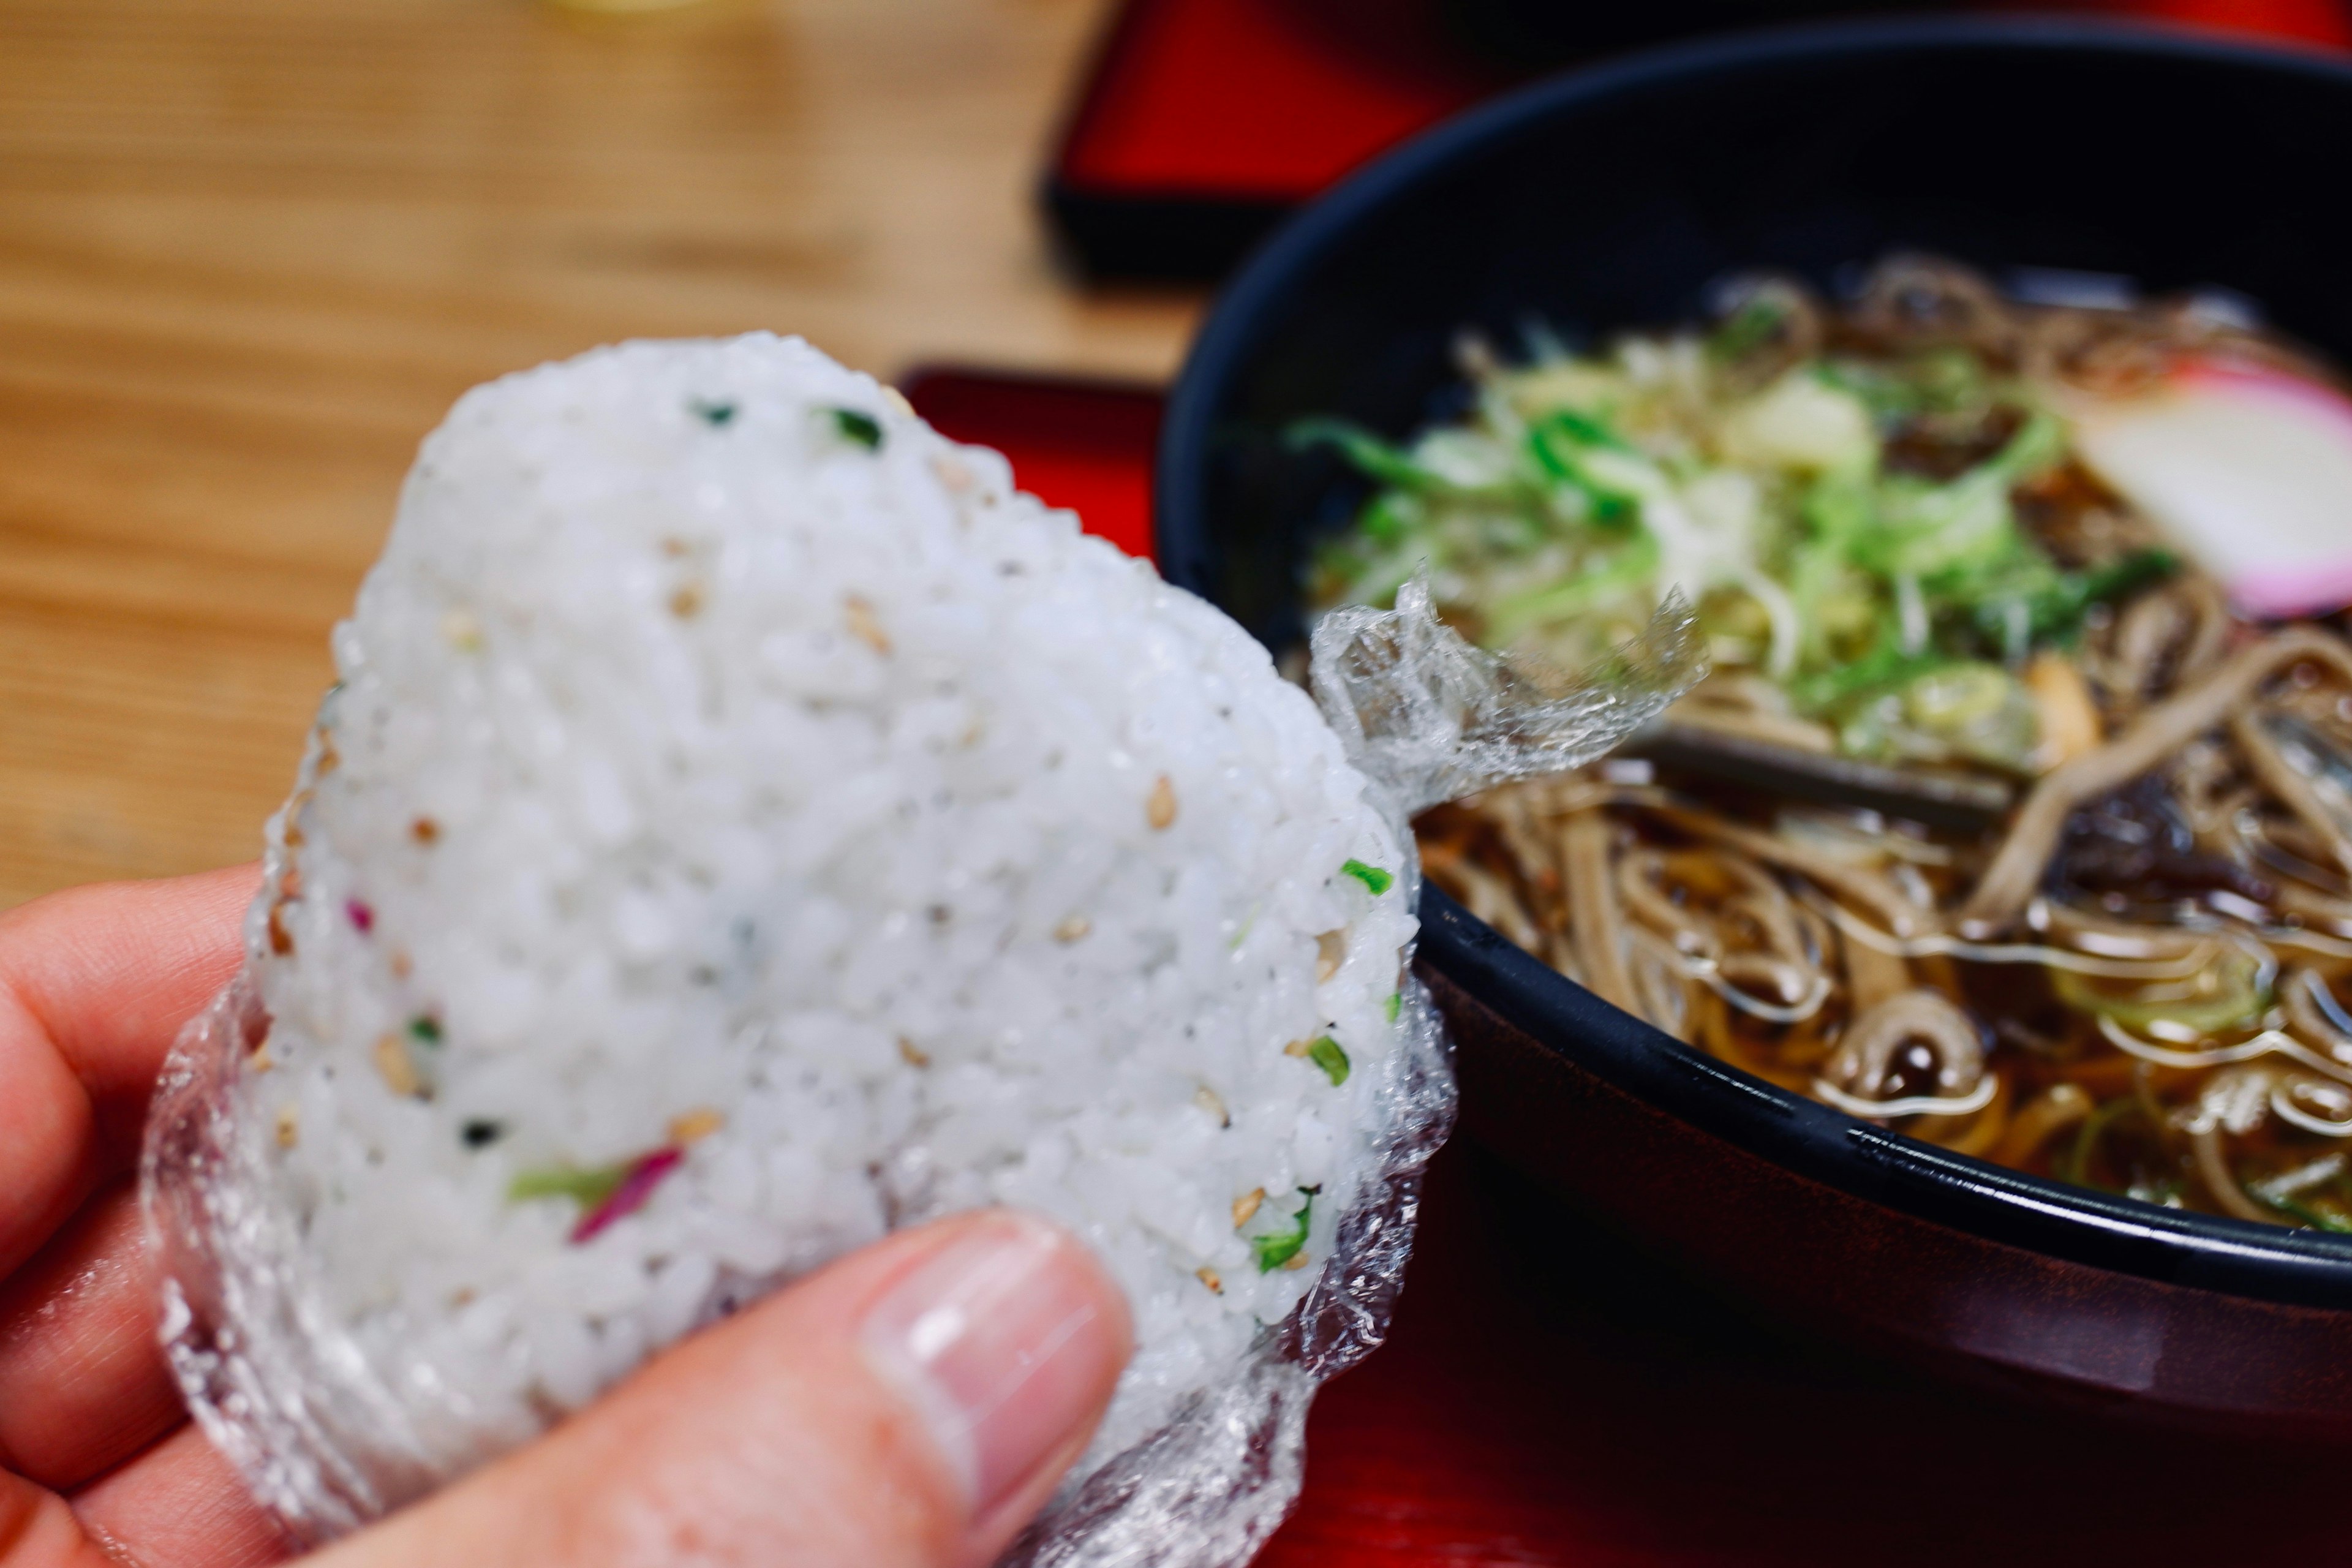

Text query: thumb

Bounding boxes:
[313,1210,1133,1568]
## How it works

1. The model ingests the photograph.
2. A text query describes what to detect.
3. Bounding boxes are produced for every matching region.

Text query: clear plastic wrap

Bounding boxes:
[141,579,1698,1564]
[1311,575,1700,821]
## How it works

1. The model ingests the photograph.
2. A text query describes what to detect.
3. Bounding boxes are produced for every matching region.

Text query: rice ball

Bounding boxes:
[146,334,1437,1554]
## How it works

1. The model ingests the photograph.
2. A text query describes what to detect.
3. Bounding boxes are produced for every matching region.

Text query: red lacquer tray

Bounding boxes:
[903,366,2345,1566]
[1047,0,2352,280]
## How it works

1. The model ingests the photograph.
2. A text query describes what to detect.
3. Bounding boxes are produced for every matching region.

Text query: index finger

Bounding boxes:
[0,866,255,1280]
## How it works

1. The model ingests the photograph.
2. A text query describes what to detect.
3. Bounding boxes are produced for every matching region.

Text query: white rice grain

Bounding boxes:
[236,333,1417,1495]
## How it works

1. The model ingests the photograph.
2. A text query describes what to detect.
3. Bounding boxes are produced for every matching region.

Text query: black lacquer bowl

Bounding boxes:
[1156,18,2352,1436]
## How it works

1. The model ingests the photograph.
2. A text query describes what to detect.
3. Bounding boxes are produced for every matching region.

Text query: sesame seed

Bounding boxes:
[440,608,484,652]
[668,1107,725,1146]
[844,595,891,655]
[1147,775,1177,831]
[1316,929,1346,983]
[1232,1188,1265,1228]
[372,1034,424,1098]
[931,453,975,493]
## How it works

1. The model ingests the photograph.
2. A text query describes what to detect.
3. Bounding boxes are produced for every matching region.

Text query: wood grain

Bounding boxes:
[0,0,1198,907]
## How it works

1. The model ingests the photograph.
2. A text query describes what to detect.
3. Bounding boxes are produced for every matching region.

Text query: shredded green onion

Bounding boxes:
[1289,419,1455,492]
[1250,1188,1315,1272]
[1706,293,1790,363]
[2051,951,2269,1038]
[509,1162,627,1208]
[831,407,883,450]
[1341,859,1394,895]
[1303,1036,1350,1086]
[1301,309,2182,774]
[2252,1189,2352,1233]
[2061,1097,2141,1189]
[2246,1158,2352,1231]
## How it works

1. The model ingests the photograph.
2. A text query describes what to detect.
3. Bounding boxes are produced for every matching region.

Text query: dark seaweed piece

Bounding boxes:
[691,399,737,427]
[1882,404,2025,481]
[2048,774,2275,906]
[461,1119,506,1148]
[830,407,883,450]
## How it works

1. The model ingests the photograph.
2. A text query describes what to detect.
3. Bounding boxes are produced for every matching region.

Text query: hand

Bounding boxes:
[0,869,1131,1568]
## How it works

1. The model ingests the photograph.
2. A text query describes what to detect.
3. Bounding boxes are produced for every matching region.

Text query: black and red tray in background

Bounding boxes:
[1047,0,2352,280]
[901,365,2350,1565]
[899,369,1160,560]
[993,5,2352,1554]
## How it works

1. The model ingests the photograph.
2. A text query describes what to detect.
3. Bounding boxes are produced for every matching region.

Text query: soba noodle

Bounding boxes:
[1317,258,2352,1230]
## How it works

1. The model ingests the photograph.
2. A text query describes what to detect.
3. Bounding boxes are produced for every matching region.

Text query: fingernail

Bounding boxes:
[860,1213,1128,1518]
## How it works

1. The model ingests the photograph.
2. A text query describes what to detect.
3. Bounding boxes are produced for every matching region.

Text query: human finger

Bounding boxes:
[0,1469,118,1568]
[316,1208,1131,1568]
[67,1424,296,1568]
[0,1424,292,1568]
[0,865,257,1156]
[0,866,254,1279]
[0,1180,183,1491]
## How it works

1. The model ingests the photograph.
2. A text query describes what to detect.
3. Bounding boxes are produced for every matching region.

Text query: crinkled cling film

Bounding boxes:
[1312,576,1699,820]
[141,575,1699,1563]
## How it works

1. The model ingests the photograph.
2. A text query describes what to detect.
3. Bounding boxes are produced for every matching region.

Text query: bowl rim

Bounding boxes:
[1156,13,2352,1309]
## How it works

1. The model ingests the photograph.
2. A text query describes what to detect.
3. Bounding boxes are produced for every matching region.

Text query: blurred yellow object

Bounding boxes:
[542,0,715,13]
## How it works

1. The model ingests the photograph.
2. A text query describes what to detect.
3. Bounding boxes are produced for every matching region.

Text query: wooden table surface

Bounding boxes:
[0,0,1199,908]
